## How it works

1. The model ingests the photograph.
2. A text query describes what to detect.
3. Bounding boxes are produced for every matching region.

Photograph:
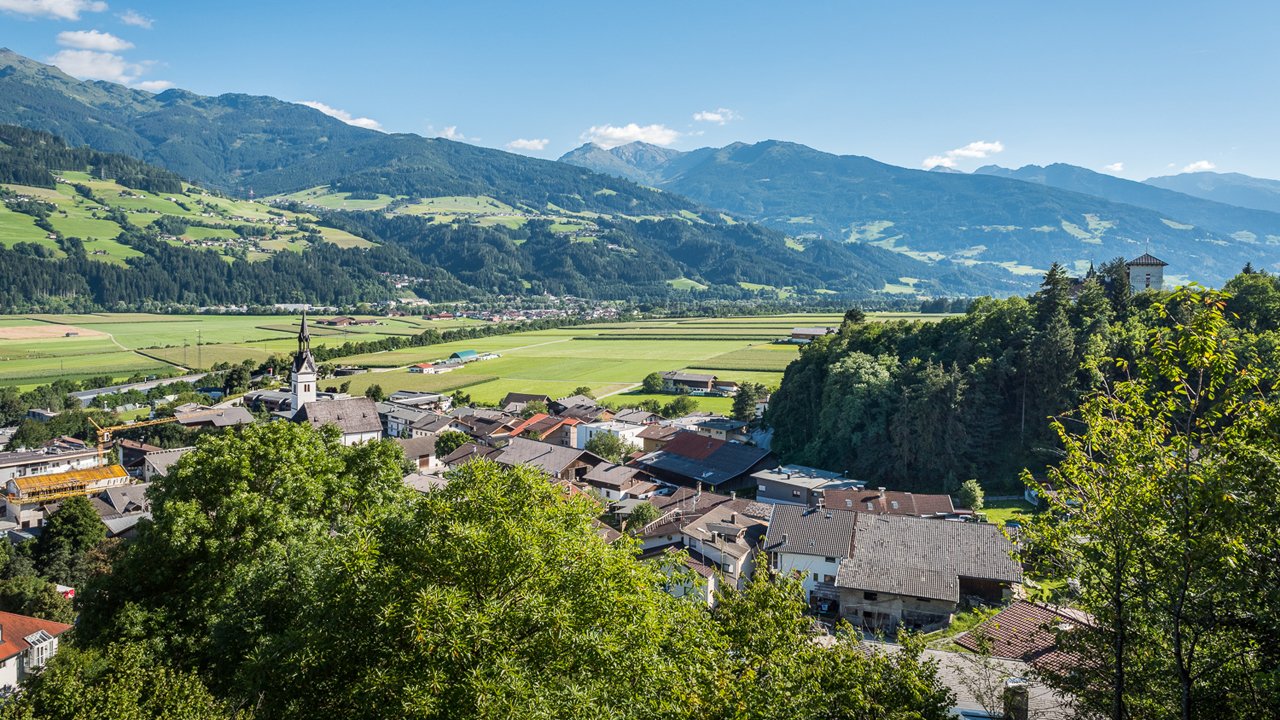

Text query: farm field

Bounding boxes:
[0,312,955,407]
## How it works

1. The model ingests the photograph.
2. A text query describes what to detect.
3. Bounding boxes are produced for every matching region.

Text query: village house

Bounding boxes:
[823,487,970,519]
[835,513,1022,631]
[502,413,581,447]
[634,431,776,492]
[439,442,502,469]
[679,502,768,590]
[491,437,605,482]
[957,599,1088,678]
[549,395,614,422]
[387,391,451,412]
[173,405,254,429]
[396,435,440,472]
[636,424,680,452]
[84,482,152,538]
[789,326,837,343]
[0,611,73,693]
[752,464,857,506]
[692,417,751,443]
[579,463,657,502]
[611,408,662,425]
[575,420,646,451]
[766,504,857,613]
[377,401,437,438]
[0,439,101,484]
[660,371,717,393]
[500,392,552,414]
[141,446,194,481]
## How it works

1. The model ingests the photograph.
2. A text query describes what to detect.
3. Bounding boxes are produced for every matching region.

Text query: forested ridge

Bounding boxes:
[767,261,1280,492]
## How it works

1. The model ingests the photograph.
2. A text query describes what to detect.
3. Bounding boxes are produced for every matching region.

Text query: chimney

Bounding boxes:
[1002,678,1030,720]
[816,496,825,510]
[730,491,736,500]
[696,481,702,496]
[729,512,737,524]
[877,486,886,497]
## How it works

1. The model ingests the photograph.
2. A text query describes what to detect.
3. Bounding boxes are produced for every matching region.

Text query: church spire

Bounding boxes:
[298,310,311,354]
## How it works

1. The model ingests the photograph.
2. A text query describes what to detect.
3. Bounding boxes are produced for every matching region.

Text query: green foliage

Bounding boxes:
[1022,287,1280,718]
[626,501,659,531]
[520,399,548,418]
[570,385,594,399]
[641,371,664,393]
[433,430,469,458]
[34,495,107,586]
[731,381,767,422]
[76,422,410,696]
[955,479,984,511]
[0,574,74,625]
[363,383,384,401]
[584,432,638,463]
[0,643,241,720]
[768,264,1170,491]
[661,395,697,418]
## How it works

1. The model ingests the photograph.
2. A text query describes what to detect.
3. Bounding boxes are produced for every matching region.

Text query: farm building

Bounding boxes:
[790,327,837,343]
[661,371,718,393]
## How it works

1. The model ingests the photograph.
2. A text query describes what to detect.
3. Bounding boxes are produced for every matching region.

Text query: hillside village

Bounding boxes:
[0,299,1135,715]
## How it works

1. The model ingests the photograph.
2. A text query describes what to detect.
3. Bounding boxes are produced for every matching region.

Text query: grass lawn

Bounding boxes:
[317,226,376,248]
[981,498,1037,527]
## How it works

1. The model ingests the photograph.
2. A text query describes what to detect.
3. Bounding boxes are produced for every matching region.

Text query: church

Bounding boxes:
[285,314,383,446]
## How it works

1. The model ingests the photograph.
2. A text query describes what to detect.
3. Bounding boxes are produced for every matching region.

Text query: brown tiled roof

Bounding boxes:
[956,600,1089,674]
[661,431,724,460]
[824,489,958,517]
[440,443,500,466]
[637,424,680,441]
[395,435,437,459]
[298,397,382,435]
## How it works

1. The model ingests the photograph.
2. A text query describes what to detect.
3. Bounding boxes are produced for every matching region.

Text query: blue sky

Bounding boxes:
[2,0,1277,179]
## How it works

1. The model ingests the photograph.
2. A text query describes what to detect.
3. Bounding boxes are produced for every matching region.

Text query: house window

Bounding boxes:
[812,573,819,582]
[791,489,801,497]
[824,556,836,563]
[823,574,836,584]
[914,598,931,603]
[844,499,853,508]
[864,591,878,601]
[866,502,874,511]
[723,563,734,573]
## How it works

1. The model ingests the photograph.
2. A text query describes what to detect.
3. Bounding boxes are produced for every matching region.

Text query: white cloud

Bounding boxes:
[582,123,681,149]
[297,101,383,131]
[922,139,1004,169]
[692,107,739,125]
[506,138,549,152]
[1103,162,1124,173]
[439,125,465,140]
[0,0,105,20]
[133,79,172,91]
[117,8,150,27]
[1181,160,1216,173]
[49,48,136,82]
[56,29,133,51]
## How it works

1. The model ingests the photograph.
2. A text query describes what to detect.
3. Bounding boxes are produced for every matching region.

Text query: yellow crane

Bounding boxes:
[89,415,179,463]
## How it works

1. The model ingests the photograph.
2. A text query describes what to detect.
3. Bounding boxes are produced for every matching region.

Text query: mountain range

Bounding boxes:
[1,46,1277,303]
[562,141,1280,286]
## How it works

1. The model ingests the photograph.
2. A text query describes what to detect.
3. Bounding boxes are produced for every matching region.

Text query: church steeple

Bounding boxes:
[291,311,317,409]
[298,311,311,354]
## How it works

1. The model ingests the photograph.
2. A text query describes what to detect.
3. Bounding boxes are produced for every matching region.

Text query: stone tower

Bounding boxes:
[1125,252,1168,292]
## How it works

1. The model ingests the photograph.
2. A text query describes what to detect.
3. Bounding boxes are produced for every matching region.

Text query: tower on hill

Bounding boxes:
[291,312,317,409]
[1125,252,1168,292]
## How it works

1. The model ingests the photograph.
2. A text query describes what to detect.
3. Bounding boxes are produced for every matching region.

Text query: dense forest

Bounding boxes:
[0,125,183,193]
[767,261,1280,492]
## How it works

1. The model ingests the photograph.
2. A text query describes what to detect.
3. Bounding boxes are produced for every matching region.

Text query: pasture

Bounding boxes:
[0,312,954,411]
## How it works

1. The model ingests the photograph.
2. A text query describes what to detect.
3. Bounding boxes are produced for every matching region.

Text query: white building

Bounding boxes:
[0,441,101,485]
[0,611,72,692]
[1126,252,1168,291]
[574,421,646,451]
[765,504,857,613]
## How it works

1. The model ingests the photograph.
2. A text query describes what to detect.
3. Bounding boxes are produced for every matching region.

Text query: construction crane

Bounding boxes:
[89,416,179,464]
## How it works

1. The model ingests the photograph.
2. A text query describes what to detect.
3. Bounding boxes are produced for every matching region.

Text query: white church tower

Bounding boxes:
[291,312,318,410]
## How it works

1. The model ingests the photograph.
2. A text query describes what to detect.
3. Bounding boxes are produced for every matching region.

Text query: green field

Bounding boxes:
[0,313,947,409]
